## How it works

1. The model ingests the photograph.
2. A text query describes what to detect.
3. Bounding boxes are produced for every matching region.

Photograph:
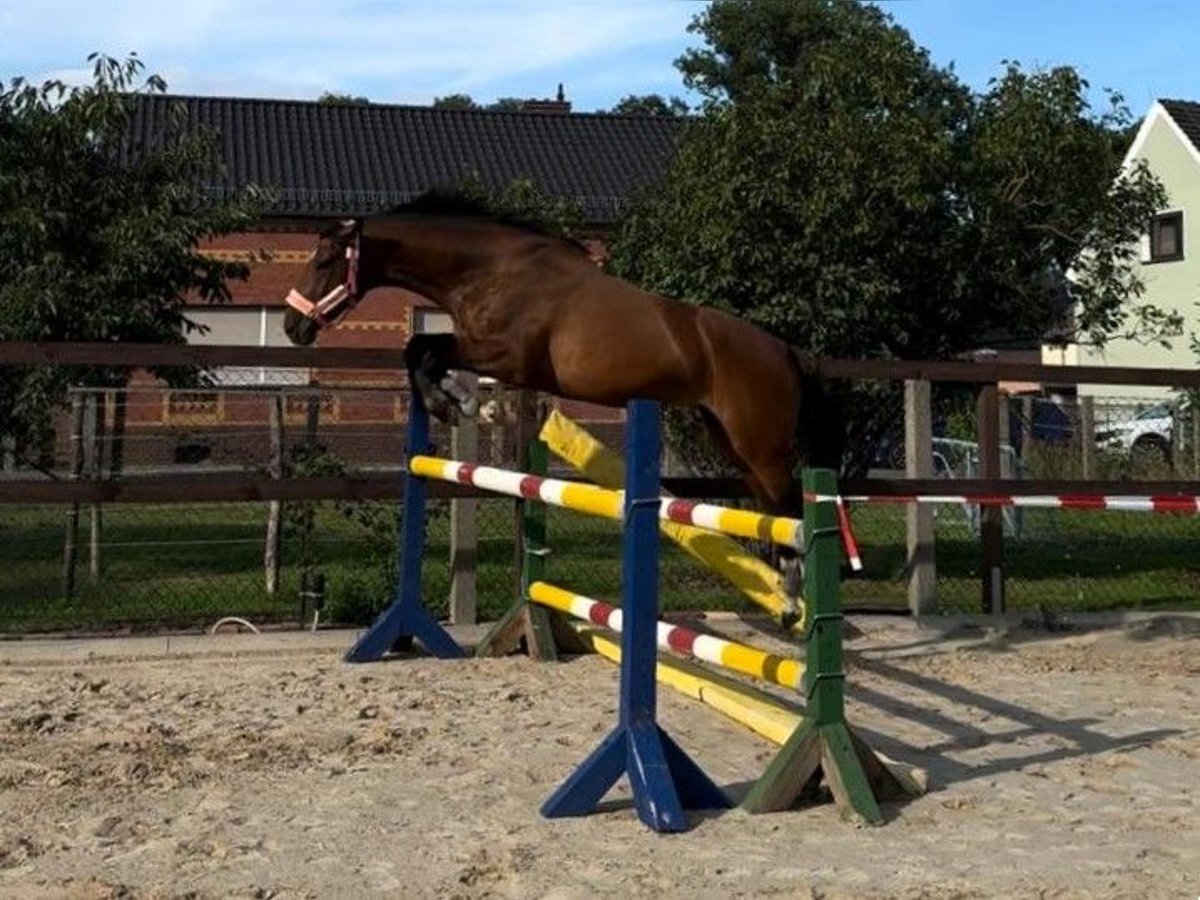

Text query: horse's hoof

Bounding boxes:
[458,395,480,418]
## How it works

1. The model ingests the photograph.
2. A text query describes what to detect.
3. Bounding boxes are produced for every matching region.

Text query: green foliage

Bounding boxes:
[317,92,370,104]
[432,93,479,110]
[282,441,400,624]
[487,97,526,113]
[0,53,265,452]
[454,172,584,238]
[433,94,567,114]
[607,94,690,117]
[608,0,1169,471]
[612,0,1169,360]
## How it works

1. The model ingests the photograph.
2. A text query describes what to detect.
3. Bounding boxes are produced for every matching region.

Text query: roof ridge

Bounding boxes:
[1156,99,1200,160]
[135,91,684,122]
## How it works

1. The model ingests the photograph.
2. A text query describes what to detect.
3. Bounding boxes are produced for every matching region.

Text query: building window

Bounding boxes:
[413,307,454,334]
[1149,211,1184,263]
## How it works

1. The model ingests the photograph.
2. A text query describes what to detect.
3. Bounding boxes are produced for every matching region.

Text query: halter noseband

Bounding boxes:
[285,228,362,326]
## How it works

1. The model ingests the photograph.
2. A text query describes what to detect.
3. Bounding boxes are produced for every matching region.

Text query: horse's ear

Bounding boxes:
[322,218,360,242]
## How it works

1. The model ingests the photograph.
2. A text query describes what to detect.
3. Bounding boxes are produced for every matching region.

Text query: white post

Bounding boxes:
[449,373,479,625]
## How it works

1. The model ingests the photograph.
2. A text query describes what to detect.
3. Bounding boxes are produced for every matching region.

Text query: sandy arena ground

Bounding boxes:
[0,613,1196,899]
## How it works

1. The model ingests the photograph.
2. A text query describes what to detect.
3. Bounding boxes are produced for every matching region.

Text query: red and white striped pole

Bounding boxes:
[528,581,804,690]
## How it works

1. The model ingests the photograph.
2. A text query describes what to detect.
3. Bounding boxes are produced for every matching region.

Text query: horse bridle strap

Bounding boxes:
[286,231,362,326]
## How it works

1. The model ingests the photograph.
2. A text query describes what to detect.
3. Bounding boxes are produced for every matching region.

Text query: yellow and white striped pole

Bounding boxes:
[410,455,802,548]
[529,581,804,690]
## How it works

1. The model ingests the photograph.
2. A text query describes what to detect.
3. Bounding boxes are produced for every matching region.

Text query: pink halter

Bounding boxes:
[285,230,361,326]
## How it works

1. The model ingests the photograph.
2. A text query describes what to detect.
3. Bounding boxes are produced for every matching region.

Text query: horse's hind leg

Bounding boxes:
[700,405,805,628]
[744,457,806,628]
[705,401,809,625]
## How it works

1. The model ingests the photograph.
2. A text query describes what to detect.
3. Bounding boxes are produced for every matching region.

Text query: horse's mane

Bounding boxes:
[385,189,589,256]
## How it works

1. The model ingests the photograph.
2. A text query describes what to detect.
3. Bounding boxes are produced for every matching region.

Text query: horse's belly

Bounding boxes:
[552,345,698,406]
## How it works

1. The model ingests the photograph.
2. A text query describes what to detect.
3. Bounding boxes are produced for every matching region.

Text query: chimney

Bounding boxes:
[521,83,572,115]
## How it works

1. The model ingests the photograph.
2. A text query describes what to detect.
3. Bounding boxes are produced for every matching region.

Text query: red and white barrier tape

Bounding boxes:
[834,497,864,572]
[815,493,1200,514]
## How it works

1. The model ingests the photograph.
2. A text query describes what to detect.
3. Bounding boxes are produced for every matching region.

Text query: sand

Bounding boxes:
[0,614,1196,899]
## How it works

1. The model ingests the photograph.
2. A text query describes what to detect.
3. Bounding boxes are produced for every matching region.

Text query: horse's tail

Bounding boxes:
[787,347,845,473]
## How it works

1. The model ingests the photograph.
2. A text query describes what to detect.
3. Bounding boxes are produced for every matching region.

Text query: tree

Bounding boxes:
[433,94,479,110]
[0,53,264,456]
[609,0,1168,468]
[432,95,528,112]
[607,94,690,117]
[487,97,526,113]
[454,172,582,238]
[318,92,370,104]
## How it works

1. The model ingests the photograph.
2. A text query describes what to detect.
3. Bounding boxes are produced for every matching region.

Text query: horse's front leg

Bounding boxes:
[403,333,478,421]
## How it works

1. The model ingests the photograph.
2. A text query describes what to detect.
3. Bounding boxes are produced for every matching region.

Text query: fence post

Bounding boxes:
[85,393,103,580]
[448,373,479,625]
[997,393,1012,477]
[905,379,937,616]
[1172,400,1186,478]
[61,391,84,600]
[512,390,538,608]
[264,392,284,596]
[109,387,127,479]
[977,384,1005,614]
[297,391,322,619]
[1020,396,1034,468]
[1192,403,1199,478]
[1079,396,1095,479]
[487,383,506,464]
[304,393,320,450]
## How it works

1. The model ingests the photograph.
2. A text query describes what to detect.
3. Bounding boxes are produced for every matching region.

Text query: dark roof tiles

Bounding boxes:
[126,94,679,223]
[1160,99,1200,155]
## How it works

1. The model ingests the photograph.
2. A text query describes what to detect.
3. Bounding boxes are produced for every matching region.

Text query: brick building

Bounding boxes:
[113,92,679,456]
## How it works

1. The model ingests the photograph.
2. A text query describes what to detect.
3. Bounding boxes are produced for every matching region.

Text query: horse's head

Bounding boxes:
[283,219,362,346]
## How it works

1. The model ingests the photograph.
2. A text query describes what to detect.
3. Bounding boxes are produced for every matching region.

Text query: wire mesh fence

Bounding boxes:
[1,377,1198,635]
[840,501,1200,615]
[851,390,1200,615]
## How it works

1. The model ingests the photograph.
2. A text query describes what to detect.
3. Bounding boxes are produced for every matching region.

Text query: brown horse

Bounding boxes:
[282,191,843,620]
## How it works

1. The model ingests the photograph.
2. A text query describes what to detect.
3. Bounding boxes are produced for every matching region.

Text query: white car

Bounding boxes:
[1097,403,1175,461]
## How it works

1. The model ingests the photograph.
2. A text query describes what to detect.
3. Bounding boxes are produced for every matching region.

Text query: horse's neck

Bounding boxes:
[368,222,513,311]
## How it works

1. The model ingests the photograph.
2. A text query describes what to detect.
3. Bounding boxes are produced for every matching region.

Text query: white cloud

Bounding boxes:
[0,0,701,108]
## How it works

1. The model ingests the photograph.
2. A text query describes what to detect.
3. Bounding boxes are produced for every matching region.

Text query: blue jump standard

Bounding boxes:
[344,392,464,662]
[539,400,730,832]
[346,394,727,831]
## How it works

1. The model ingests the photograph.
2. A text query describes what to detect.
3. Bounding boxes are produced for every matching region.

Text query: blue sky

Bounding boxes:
[0,0,1194,116]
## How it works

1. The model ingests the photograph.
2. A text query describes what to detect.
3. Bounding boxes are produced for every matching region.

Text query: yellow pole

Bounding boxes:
[538,410,803,629]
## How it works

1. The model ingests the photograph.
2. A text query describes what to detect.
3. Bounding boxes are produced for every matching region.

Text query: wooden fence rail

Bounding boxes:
[3,341,1200,387]
[4,341,1199,616]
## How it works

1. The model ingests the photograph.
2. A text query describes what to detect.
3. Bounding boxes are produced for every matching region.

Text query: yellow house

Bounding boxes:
[1042,100,1200,399]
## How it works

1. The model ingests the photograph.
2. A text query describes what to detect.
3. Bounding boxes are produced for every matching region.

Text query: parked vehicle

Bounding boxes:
[1096,403,1178,462]
[869,396,1074,469]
